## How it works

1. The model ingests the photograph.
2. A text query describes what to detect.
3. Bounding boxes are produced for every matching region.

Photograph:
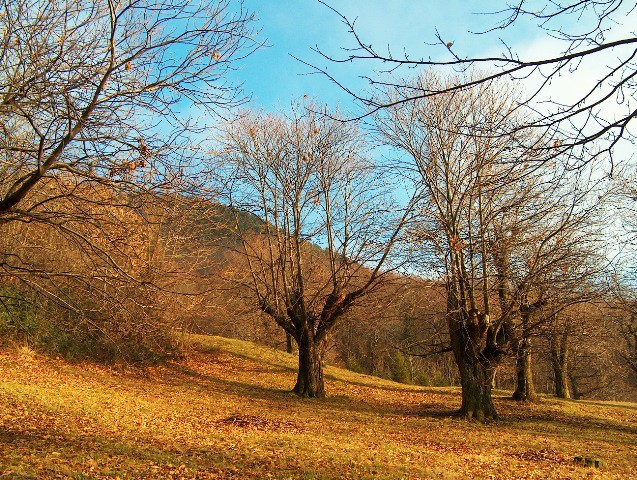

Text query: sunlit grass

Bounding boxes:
[1,335,636,479]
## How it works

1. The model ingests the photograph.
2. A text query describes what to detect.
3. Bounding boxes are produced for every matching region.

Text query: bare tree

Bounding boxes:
[1,0,258,218]
[0,0,258,331]
[507,178,609,401]
[312,1,636,166]
[216,104,414,397]
[616,308,637,382]
[604,163,637,384]
[374,72,607,419]
[609,284,637,383]
[539,301,629,399]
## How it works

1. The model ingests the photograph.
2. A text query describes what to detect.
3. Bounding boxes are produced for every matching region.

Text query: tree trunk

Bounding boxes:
[456,354,498,421]
[448,316,498,420]
[446,300,499,421]
[512,338,538,401]
[554,362,571,399]
[567,371,581,399]
[293,329,325,398]
[550,332,571,399]
[285,332,293,354]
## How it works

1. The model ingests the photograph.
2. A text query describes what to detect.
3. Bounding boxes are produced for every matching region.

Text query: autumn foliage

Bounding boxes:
[1,335,636,478]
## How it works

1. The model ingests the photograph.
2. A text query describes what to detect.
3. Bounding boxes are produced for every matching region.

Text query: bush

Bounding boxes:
[0,288,39,344]
[46,292,184,363]
[391,350,412,384]
[345,355,365,374]
[0,286,183,363]
[413,371,452,387]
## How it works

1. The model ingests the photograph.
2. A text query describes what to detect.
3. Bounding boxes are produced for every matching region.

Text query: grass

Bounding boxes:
[1,334,636,479]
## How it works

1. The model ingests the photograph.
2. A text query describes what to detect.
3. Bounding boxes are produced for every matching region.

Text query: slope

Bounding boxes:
[1,335,636,479]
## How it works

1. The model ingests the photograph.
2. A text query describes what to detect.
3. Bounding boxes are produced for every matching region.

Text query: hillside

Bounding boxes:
[1,336,636,479]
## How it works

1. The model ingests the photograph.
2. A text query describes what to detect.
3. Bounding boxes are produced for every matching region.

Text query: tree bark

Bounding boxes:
[456,354,498,421]
[449,312,499,421]
[550,332,571,399]
[285,332,293,354]
[292,328,325,398]
[567,371,580,399]
[512,337,538,401]
[554,362,571,399]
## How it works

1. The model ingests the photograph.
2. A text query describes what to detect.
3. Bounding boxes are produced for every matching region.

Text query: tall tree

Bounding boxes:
[610,285,637,383]
[505,180,608,401]
[1,0,258,218]
[0,0,258,315]
[374,72,607,419]
[216,105,413,397]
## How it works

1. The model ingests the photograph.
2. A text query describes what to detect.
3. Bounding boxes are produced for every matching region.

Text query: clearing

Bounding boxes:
[1,335,636,479]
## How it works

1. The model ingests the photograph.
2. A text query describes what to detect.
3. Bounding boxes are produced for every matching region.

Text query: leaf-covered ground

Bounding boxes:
[1,336,636,479]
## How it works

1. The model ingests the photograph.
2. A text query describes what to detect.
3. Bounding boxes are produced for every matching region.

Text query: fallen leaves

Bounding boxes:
[217,414,304,433]
[507,447,568,464]
[1,335,636,479]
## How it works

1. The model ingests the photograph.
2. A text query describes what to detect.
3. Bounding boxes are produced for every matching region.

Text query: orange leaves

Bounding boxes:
[218,414,304,433]
[2,336,637,479]
[138,138,151,159]
[449,234,465,251]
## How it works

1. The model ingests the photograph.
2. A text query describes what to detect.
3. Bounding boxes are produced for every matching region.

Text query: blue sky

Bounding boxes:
[216,1,634,267]
[232,1,542,113]
[229,1,636,166]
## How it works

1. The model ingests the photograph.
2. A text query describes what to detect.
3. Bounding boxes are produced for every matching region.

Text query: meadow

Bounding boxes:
[1,335,636,479]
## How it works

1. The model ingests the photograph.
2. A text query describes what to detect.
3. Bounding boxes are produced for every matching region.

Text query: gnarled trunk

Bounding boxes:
[449,312,499,421]
[512,337,537,401]
[293,329,325,398]
[457,354,498,421]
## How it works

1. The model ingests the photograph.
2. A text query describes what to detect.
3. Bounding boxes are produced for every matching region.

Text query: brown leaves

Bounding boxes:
[218,414,304,433]
[507,448,568,464]
[2,338,637,479]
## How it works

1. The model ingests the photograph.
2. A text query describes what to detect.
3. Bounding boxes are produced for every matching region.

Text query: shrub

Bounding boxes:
[0,285,184,363]
[391,350,412,384]
[345,355,365,374]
